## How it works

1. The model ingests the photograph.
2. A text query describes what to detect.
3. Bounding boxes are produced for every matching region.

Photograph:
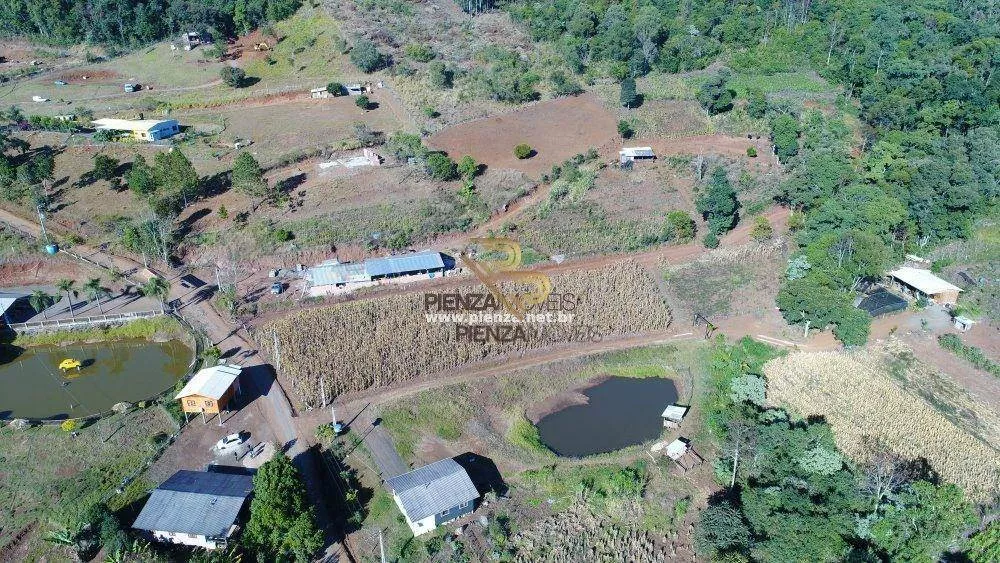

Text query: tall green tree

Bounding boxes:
[619,77,638,108]
[697,70,735,114]
[127,154,156,196]
[231,151,270,205]
[696,167,739,235]
[870,481,975,562]
[29,290,54,319]
[244,453,323,562]
[55,278,76,319]
[153,149,199,207]
[83,277,107,314]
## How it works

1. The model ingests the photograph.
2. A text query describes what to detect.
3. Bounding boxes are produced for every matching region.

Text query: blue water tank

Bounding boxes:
[45,244,59,255]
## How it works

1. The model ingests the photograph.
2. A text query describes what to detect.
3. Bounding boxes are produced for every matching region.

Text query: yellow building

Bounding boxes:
[91,118,180,141]
[175,364,242,424]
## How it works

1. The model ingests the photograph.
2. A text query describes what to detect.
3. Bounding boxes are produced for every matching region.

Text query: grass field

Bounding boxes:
[764,340,1000,501]
[0,407,176,559]
[11,316,185,347]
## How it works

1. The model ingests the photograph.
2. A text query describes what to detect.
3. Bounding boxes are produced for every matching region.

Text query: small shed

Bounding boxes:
[661,404,688,429]
[888,267,963,306]
[954,316,975,332]
[175,364,242,423]
[310,87,331,99]
[856,288,908,317]
[619,147,655,165]
[664,438,704,471]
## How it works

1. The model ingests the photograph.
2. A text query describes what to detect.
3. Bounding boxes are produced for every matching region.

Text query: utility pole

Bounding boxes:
[272,332,281,372]
[320,377,327,408]
[379,529,386,563]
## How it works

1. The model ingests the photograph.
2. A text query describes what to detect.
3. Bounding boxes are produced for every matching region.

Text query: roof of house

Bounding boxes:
[365,251,444,277]
[0,291,31,315]
[888,267,962,295]
[619,147,655,157]
[91,118,178,132]
[132,470,253,537]
[307,261,370,286]
[385,458,479,521]
[661,405,688,421]
[175,364,241,400]
[857,288,908,317]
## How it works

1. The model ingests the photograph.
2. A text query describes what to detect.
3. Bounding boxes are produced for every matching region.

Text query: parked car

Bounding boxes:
[214,433,246,451]
[123,83,140,93]
[53,80,67,86]
[270,282,283,295]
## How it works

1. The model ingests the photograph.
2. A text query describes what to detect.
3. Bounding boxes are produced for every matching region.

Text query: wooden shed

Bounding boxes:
[887,267,962,306]
[175,364,242,423]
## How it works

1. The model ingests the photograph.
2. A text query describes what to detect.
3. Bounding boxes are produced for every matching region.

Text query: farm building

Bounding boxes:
[856,288,908,317]
[175,364,242,423]
[619,147,655,165]
[887,267,962,306]
[91,118,180,141]
[0,291,32,324]
[310,87,332,99]
[386,458,480,536]
[305,250,446,291]
[132,469,253,549]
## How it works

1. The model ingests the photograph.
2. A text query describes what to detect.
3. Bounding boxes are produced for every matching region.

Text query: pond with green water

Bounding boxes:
[0,339,192,420]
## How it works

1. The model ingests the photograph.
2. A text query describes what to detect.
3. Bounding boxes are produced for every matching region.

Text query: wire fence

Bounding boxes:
[7,309,165,333]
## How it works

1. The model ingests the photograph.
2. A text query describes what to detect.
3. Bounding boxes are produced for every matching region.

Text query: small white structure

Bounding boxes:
[953,315,975,332]
[31,95,48,102]
[619,147,655,165]
[665,438,689,460]
[662,437,704,471]
[310,87,331,99]
[661,404,688,429]
[887,267,962,306]
[345,83,366,96]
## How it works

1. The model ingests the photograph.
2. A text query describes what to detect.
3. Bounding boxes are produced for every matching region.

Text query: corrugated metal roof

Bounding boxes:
[175,364,241,400]
[889,267,962,294]
[386,458,479,521]
[365,251,444,277]
[619,147,655,157]
[132,470,253,536]
[307,262,370,286]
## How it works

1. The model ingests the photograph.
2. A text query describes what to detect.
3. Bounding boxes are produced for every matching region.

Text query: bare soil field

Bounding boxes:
[427,94,619,177]
[0,257,98,288]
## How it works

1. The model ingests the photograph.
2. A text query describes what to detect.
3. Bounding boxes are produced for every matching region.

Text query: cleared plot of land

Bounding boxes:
[427,94,619,177]
[764,340,1000,501]
[257,260,671,406]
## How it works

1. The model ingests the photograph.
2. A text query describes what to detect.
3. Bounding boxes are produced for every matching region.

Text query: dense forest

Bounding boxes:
[0,0,300,45]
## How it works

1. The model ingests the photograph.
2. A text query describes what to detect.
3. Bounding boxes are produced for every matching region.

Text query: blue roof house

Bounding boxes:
[132,470,253,549]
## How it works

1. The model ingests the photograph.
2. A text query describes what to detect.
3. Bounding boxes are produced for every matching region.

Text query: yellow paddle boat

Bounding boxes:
[59,358,82,372]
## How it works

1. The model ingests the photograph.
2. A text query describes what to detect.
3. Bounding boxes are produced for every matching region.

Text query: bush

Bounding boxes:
[746,146,757,157]
[404,43,434,63]
[750,216,773,241]
[219,66,246,88]
[92,154,119,181]
[620,77,638,108]
[665,210,696,242]
[354,95,370,110]
[350,39,385,73]
[703,231,720,248]
[326,82,343,96]
[514,144,532,159]
[61,419,79,432]
[618,120,634,139]
[427,60,452,88]
[425,153,458,181]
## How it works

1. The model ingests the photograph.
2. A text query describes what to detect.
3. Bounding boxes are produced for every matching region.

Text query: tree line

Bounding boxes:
[0,0,300,46]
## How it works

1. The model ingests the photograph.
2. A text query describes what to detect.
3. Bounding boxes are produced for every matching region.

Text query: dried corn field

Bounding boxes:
[764,340,1000,501]
[258,260,671,405]
[510,501,693,562]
